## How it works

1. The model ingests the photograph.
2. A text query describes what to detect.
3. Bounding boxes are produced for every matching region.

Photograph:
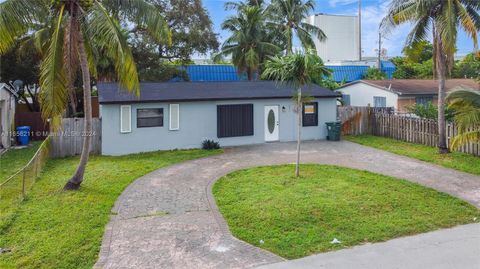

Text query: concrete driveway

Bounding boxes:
[94,140,480,269]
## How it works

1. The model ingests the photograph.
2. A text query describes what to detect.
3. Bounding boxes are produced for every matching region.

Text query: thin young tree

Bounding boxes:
[262,50,331,177]
[268,0,326,54]
[0,0,170,189]
[382,0,479,153]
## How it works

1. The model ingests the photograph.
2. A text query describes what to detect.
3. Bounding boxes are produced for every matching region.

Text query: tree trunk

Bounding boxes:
[295,88,302,177]
[287,25,293,55]
[64,31,92,190]
[247,67,253,81]
[68,88,77,115]
[435,34,449,154]
[432,25,437,79]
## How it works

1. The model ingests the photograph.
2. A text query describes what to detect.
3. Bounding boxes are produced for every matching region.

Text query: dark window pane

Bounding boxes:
[137,108,163,128]
[342,94,351,106]
[217,104,254,138]
[138,108,163,118]
[415,96,433,105]
[302,102,318,126]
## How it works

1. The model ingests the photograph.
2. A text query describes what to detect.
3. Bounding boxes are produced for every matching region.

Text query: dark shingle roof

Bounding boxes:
[98,81,340,104]
[351,79,479,95]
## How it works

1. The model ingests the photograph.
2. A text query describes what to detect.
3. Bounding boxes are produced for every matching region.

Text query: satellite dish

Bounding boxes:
[12,80,24,95]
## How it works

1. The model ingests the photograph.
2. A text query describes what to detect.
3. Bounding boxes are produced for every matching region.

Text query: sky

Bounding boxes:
[202,0,477,59]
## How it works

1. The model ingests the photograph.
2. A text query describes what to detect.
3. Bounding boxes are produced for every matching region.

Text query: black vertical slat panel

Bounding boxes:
[217,104,254,138]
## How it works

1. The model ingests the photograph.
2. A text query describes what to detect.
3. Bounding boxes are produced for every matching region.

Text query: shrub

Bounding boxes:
[405,102,453,120]
[202,139,220,150]
[363,67,387,80]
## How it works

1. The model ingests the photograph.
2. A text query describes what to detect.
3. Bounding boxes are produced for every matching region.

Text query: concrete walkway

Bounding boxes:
[94,141,480,269]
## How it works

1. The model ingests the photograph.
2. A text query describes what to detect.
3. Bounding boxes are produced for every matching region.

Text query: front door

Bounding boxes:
[264,105,279,142]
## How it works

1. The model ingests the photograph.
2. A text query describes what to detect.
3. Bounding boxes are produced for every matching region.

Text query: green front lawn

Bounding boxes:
[345,135,480,176]
[0,142,42,182]
[213,164,479,259]
[0,149,221,269]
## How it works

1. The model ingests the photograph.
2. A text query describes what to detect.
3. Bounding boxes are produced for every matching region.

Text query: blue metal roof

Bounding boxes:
[177,62,395,82]
[326,65,369,82]
[381,60,396,80]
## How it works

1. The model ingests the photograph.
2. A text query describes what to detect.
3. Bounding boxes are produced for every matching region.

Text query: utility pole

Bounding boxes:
[377,32,382,69]
[358,0,362,61]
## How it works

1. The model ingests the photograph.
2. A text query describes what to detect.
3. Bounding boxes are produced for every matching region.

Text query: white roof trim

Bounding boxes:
[336,80,402,95]
[0,83,19,98]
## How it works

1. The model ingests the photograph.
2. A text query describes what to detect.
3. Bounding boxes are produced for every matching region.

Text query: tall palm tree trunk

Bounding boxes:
[64,31,92,190]
[287,25,293,54]
[432,25,437,80]
[295,88,301,177]
[435,34,449,154]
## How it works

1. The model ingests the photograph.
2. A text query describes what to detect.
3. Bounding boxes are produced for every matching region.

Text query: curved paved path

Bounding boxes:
[95,141,480,269]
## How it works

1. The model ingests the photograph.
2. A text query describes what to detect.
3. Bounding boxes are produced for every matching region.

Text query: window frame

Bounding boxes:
[169,104,180,131]
[120,105,131,133]
[302,102,318,127]
[136,108,164,128]
[373,96,387,108]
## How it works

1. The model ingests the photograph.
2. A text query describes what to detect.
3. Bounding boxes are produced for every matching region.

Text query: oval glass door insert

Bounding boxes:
[267,109,275,134]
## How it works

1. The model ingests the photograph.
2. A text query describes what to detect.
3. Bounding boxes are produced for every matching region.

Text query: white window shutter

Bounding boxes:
[120,105,131,133]
[169,104,179,130]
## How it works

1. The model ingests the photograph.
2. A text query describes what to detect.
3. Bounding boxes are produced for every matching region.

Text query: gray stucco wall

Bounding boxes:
[101,98,337,155]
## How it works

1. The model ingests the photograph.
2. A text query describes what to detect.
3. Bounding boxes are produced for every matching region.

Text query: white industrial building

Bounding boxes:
[306,13,361,62]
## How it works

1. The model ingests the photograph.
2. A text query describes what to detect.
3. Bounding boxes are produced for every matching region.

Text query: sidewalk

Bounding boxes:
[256,223,480,269]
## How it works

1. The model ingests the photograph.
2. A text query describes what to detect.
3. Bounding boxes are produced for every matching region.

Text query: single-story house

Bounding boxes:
[98,81,340,155]
[336,79,479,111]
[0,83,18,149]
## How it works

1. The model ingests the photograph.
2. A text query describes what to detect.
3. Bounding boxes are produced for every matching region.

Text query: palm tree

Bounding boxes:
[262,50,331,177]
[216,2,279,80]
[268,0,326,54]
[382,0,479,153]
[446,88,480,150]
[0,0,170,190]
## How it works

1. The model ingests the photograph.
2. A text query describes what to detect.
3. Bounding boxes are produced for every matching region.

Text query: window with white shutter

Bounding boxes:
[169,104,179,130]
[120,105,131,133]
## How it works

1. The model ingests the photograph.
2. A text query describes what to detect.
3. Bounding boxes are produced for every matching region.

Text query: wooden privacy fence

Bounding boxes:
[49,118,101,158]
[338,106,480,156]
[15,112,49,140]
[372,113,439,147]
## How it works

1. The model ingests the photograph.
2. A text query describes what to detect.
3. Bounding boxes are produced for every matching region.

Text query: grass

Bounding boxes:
[213,164,480,259]
[0,142,42,182]
[0,148,221,269]
[345,135,480,176]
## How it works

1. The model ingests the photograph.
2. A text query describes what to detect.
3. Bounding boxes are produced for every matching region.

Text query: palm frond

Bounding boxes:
[451,130,480,150]
[103,0,171,45]
[39,4,68,130]
[88,1,139,94]
[0,0,48,54]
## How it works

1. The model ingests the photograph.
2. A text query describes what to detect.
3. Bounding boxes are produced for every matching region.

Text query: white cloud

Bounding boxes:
[358,1,411,57]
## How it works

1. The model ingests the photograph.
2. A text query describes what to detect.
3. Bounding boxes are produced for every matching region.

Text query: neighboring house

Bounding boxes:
[0,83,18,149]
[98,81,340,155]
[336,79,479,111]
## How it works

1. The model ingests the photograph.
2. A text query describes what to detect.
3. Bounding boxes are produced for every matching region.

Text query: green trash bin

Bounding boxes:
[326,121,342,141]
